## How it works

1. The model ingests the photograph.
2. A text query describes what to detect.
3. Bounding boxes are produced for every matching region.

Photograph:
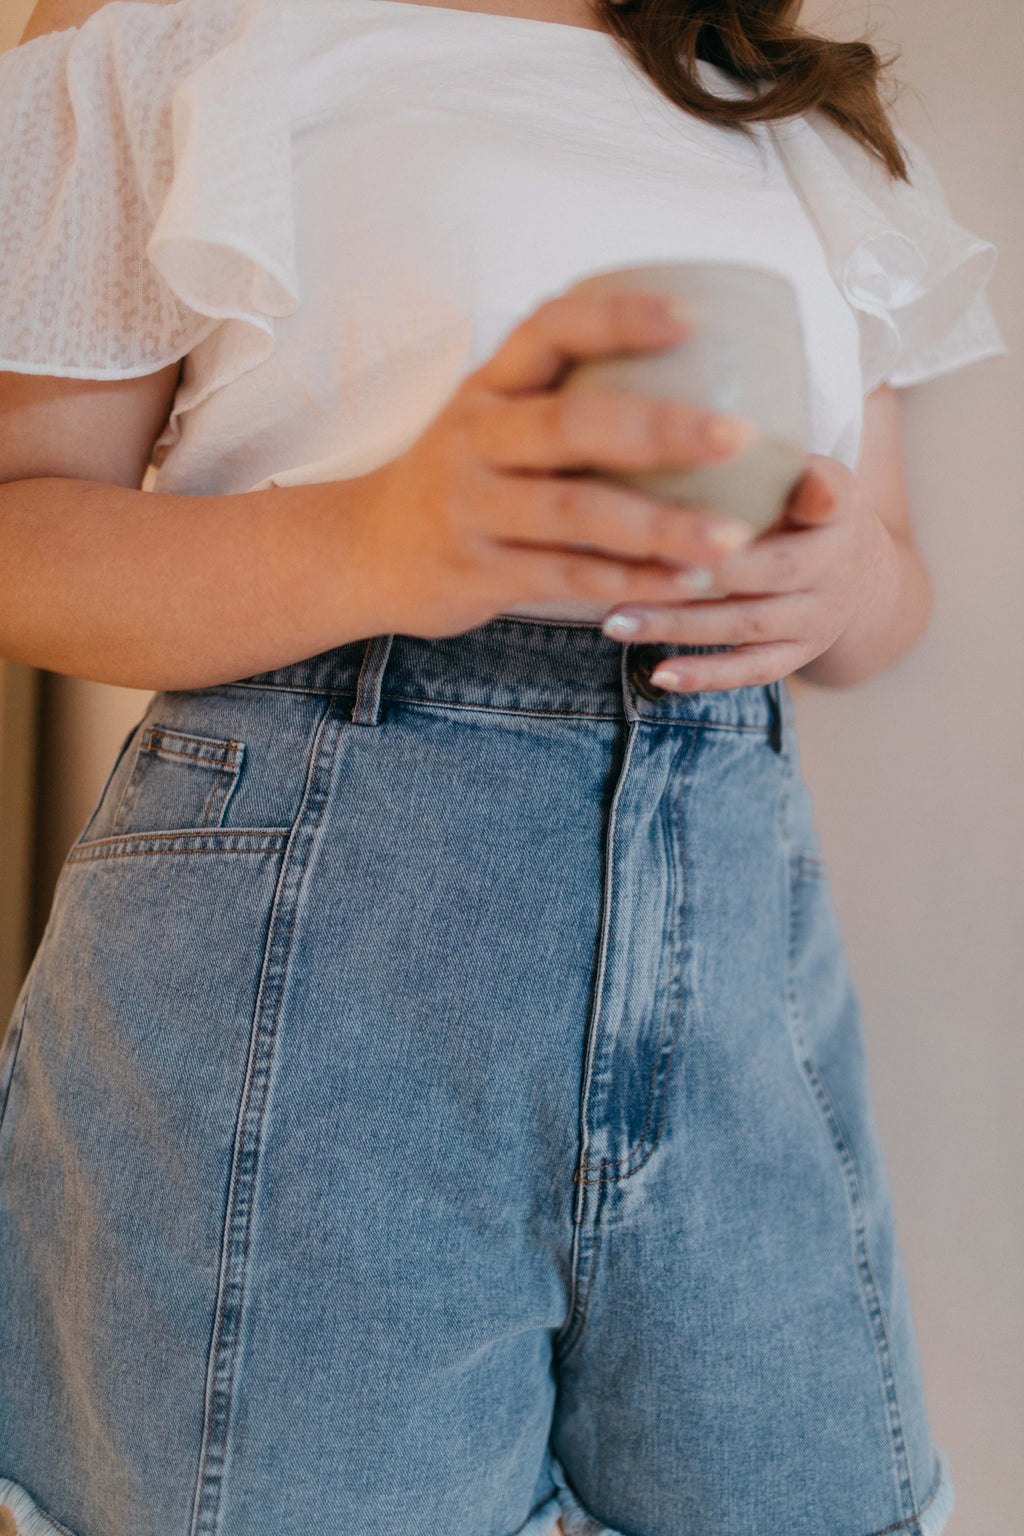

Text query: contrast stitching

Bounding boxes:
[200,771,228,828]
[69,828,288,858]
[576,724,698,1183]
[67,841,287,864]
[864,1450,946,1535]
[575,728,685,1175]
[74,826,286,845]
[785,877,919,1525]
[143,726,243,758]
[139,744,242,767]
[191,701,344,1536]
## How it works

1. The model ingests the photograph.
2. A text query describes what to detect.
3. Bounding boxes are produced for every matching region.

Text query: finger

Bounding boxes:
[488,471,757,567]
[782,465,839,528]
[476,287,692,395]
[474,388,757,476]
[600,594,810,648]
[706,524,834,596]
[647,641,810,693]
[484,540,737,611]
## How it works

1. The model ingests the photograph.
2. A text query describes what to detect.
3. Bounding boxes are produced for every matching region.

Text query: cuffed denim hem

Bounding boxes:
[0,1449,952,1536]
[546,1452,631,1536]
[514,1444,953,1536]
[0,1479,76,1536]
[916,1445,955,1536]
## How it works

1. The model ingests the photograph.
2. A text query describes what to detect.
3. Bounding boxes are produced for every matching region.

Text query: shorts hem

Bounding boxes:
[908,1443,955,1536]
[542,1451,631,1536]
[0,1478,77,1536]
[516,1442,954,1536]
[0,1446,952,1536]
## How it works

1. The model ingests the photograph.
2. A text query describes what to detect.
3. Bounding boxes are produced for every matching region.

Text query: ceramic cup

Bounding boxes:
[558,260,811,534]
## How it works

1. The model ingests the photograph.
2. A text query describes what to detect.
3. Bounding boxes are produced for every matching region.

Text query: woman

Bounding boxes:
[0,0,1006,1530]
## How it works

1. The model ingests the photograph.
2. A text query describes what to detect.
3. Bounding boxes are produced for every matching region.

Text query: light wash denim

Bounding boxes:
[0,617,953,1536]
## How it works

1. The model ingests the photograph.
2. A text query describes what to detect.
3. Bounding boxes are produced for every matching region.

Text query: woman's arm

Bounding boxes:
[0,369,393,690]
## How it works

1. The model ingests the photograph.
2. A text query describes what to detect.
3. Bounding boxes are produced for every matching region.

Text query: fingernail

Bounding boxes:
[650,664,682,688]
[706,518,755,552]
[703,416,758,455]
[602,611,643,639]
[674,565,714,592]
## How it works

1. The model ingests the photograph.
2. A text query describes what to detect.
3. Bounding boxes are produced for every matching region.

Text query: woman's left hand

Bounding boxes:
[601,453,895,691]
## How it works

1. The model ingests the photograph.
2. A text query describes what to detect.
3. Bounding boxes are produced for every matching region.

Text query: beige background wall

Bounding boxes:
[2,0,1021,1531]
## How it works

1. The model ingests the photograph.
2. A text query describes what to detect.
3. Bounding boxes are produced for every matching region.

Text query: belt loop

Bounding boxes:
[766,679,784,754]
[350,634,395,726]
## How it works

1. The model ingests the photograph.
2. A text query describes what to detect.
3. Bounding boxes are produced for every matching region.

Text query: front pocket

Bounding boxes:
[110,725,244,837]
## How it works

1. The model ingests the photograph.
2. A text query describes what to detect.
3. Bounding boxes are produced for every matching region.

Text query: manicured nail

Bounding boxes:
[602,611,643,639]
[650,664,683,689]
[674,565,714,593]
[703,416,758,455]
[706,518,755,552]
[664,296,691,327]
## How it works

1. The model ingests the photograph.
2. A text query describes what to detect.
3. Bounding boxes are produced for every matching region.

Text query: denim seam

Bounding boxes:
[0,991,29,1143]
[138,744,240,767]
[555,1176,606,1363]
[110,734,147,837]
[68,830,289,863]
[189,698,346,1536]
[569,719,637,1222]
[73,720,140,846]
[785,868,920,1528]
[141,734,244,764]
[385,698,769,732]
[220,681,769,730]
[864,1447,947,1536]
[200,765,237,829]
[576,724,698,1184]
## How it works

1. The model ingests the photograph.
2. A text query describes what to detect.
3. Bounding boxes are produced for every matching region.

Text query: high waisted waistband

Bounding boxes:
[231,615,790,745]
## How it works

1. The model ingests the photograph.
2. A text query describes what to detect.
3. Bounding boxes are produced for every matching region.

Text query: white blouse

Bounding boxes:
[0,0,1008,623]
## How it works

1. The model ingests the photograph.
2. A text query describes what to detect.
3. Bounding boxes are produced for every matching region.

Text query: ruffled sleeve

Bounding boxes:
[768,110,1008,394]
[0,0,299,402]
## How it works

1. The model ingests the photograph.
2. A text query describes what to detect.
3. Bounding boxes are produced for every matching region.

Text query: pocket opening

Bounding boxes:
[108,724,245,838]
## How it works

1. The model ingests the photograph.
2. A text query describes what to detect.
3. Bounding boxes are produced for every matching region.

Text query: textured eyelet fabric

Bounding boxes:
[1,620,952,1536]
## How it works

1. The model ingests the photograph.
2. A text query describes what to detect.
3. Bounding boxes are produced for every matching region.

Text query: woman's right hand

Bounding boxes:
[354,283,759,638]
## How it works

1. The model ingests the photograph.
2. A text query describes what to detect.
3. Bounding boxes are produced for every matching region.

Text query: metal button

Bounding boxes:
[628,644,669,701]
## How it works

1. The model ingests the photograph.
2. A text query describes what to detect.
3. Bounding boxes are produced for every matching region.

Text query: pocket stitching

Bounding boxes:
[67,827,290,863]
[109,726,244,838]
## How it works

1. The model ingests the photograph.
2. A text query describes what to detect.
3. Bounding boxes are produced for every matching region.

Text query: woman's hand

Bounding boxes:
[352,285,761,639]
[599,453,897,691]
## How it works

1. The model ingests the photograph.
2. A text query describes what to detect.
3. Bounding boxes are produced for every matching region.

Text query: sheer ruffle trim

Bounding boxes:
[0,0,299,456]
[767,110,1006,393]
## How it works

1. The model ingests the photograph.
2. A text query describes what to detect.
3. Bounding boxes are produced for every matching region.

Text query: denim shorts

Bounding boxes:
[0,617,953,1536]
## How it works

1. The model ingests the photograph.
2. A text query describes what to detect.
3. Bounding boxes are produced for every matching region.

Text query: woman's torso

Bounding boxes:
[147,0,864,623]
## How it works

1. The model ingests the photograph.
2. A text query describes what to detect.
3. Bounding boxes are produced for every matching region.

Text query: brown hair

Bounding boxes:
[591,0,911,183]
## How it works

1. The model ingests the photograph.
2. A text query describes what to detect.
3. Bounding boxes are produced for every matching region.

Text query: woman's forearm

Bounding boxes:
[0,474,388,690]
[794,526,933,689]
